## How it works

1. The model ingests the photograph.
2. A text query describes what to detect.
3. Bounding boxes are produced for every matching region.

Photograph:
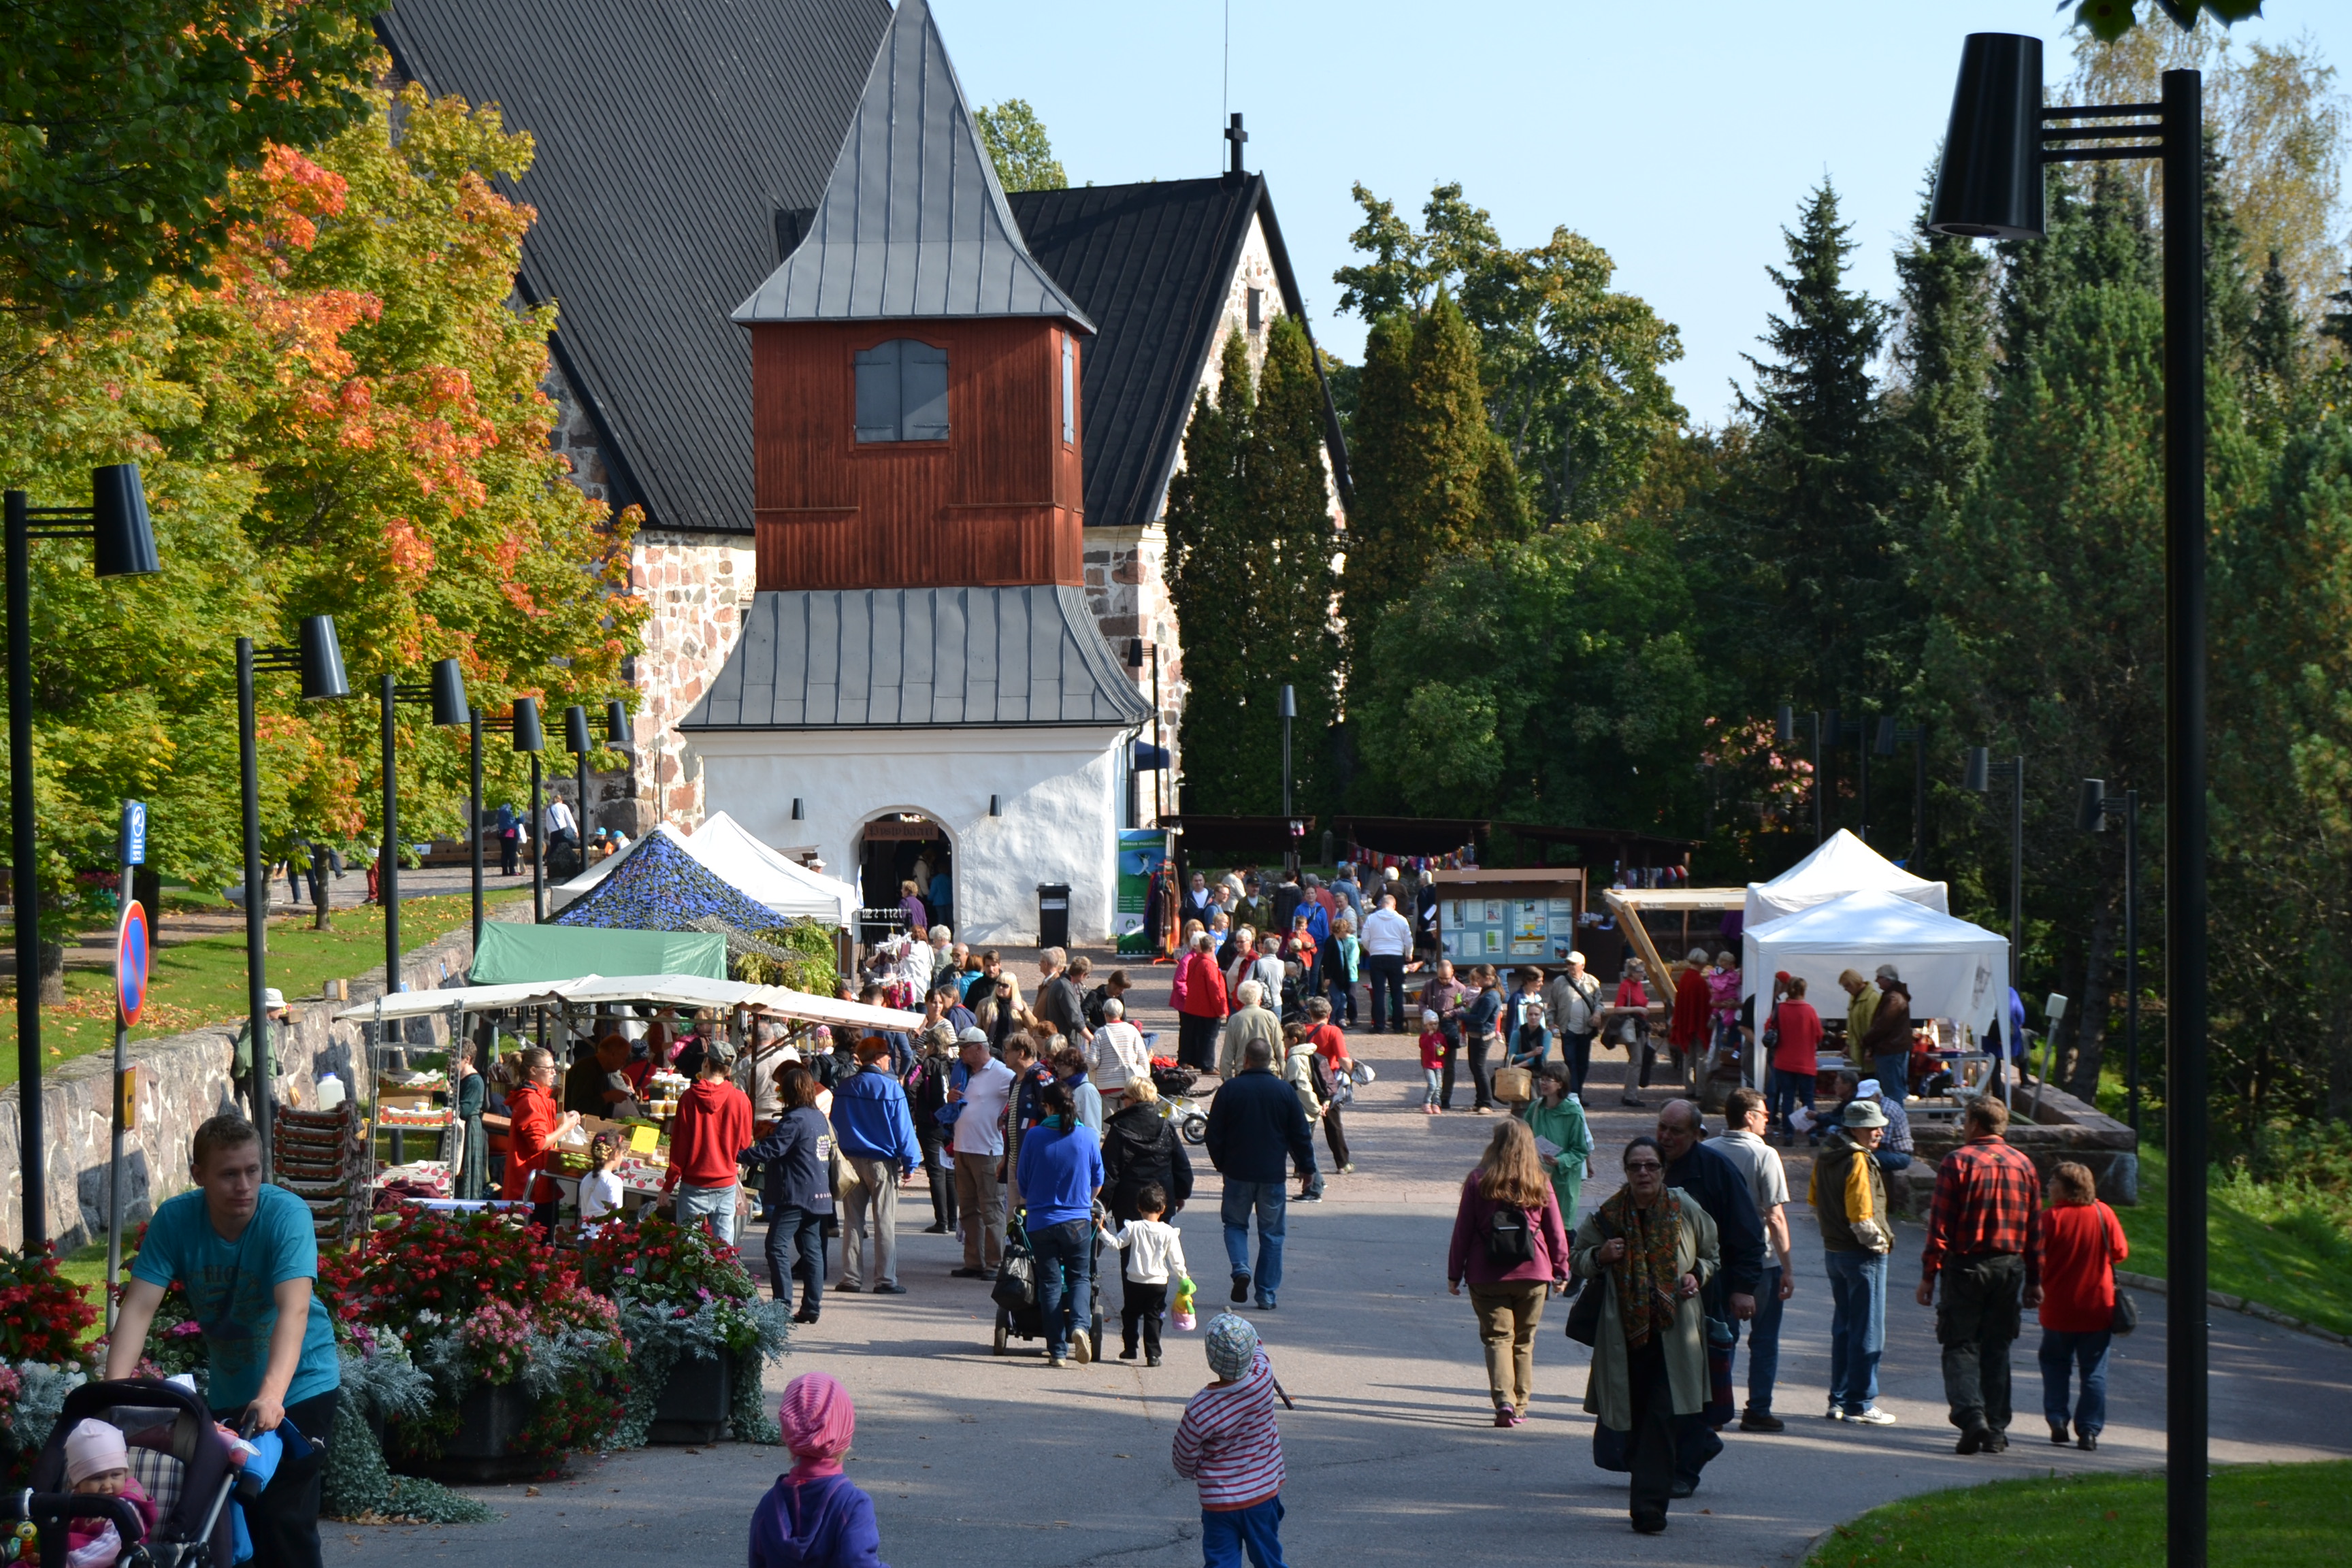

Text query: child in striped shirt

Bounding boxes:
[1171,1313,1288,1568]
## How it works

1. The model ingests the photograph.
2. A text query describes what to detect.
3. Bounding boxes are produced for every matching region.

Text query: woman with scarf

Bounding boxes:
[750,1372,887,1567]
[1571,1134,1722,1536]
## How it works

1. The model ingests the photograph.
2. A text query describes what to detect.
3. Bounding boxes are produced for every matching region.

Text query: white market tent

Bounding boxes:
[1742,829,1948,930]
[548,818,858,926]
[687,811,859,926]
[1742,889,2009,1079]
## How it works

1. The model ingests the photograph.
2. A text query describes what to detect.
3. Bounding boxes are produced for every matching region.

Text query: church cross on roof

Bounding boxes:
[732,0,1092,331]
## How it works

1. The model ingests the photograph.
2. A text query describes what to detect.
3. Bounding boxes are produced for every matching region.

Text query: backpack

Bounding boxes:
[1486,1203,1535,1267]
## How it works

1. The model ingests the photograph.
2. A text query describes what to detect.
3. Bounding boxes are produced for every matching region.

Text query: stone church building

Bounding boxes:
[378,0,1346,941]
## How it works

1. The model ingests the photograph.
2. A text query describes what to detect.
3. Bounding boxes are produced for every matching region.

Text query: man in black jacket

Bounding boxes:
[1203,1038,1318,1313]
[1036,947,1092,1055]
[1656,1098,1767,1454]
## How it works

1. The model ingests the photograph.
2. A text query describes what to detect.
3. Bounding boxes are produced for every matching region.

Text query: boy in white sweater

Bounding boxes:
[1102,1181,1188,1367]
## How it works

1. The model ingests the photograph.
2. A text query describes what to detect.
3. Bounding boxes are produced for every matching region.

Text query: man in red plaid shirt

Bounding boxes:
[1915,1095,2043,1454]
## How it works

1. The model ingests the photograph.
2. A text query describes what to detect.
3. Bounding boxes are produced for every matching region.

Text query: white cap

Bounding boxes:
[263,987,287,1010]
[1567,951,1586,966]
[66,1418,127,1485]
[1422,1009,1439,1023]
[1857,1078,1882,1100]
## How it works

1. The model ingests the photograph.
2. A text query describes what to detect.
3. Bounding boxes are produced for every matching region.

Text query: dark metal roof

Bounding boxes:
[681,586,1152,730]
[375,0,894,533]
[1009,176,1352,530]
[732,0,1089,329]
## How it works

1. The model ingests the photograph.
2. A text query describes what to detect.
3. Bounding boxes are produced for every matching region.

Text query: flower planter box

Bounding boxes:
[648,1352,732,1445]
[408,1383,556,1483]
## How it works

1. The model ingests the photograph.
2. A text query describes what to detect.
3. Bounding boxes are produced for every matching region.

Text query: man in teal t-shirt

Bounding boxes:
[108,1114,340,1568]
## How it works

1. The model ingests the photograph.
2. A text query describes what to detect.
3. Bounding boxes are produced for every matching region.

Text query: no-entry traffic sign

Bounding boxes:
[116,900,150,1026]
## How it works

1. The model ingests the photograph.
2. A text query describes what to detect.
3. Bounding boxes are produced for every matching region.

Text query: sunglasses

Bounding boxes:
[1623,1160,1663,1173]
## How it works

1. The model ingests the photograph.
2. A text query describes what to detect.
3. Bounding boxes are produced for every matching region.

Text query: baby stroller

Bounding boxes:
[13,1379,247,1568]
[990,1209,1105,1359]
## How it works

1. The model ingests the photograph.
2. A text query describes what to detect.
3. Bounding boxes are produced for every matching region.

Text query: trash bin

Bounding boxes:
[1037,883,1071,949]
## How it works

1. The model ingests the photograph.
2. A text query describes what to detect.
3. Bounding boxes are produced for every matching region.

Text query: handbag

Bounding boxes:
[1492,1064,1534,1104]
[1761,1000,1782,1054]
[1563,1215,1619,1347]
[2110,1264,2138,1335]
[992,1245,1038,1311]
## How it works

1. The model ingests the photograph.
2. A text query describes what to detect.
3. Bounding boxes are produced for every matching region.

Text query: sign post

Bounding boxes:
[105,800,148,1331]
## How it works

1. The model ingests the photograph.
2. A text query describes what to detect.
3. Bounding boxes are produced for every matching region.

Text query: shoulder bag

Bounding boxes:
[1487,1203,1535,1267]
[2108,1210,2138,1334]
[1563,1213,1619,1346]
[1761,1000,1783,1054]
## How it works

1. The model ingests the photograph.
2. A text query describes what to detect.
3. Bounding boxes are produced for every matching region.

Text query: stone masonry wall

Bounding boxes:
[0,913,508,1252]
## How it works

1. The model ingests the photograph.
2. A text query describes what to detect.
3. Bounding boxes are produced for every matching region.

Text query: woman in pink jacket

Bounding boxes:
[1174,930,1229,1076]
[1448,1118,1571,1426]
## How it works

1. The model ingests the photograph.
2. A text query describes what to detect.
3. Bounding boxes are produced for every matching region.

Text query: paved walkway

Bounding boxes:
[326,948,2352,1567]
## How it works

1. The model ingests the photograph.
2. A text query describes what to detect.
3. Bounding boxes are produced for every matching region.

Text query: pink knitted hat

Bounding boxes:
[778,1372,855,1481]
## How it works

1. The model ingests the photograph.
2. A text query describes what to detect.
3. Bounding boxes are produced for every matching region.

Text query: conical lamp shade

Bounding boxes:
[91,464,160,578]
[1929,33,2045,240]
[297,616,350,700]
[510,696,544,753]
[429,658,470,727]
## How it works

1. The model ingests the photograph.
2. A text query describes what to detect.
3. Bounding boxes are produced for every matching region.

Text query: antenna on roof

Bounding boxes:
[1225,112,1247,182]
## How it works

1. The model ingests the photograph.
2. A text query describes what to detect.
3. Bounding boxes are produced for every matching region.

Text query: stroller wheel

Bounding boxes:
[1180,1113,1207,1145]
[993,1311,1010,1356]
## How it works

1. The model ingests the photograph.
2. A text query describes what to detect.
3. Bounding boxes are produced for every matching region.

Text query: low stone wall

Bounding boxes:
[1910,1078,2140,1206]
[0,913,508,1252]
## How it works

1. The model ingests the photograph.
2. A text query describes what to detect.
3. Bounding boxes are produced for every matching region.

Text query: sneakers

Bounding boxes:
[1071,1328,1093,1365]
[1339,1163,1356,1175]
[1825,1403,1846,1422]
[1299,1188,1324,1203]
[1740,1407,1786,1433]
[1494,1404,1516,1428]
[1423,1103,1439,1115]
[870,1282,907,1295]
[1848,1407,1898,1426]
[1230,1271,1251,1304]
[1147,1354,1163,1368]
[1045,1354,1066,1369]
[1254,1295,1277,1311]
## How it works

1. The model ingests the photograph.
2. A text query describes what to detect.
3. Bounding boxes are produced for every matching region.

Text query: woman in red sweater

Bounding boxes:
[1446,1119,1571,1427]
[1174,931,1228,1075]
[2036,1160,2128,1450]
[503,1047,581,1233]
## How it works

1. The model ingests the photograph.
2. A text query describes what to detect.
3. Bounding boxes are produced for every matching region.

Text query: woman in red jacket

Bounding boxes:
[1446,1118,1571,1427]
[2036,1160,2128,1450]
[1174,930,1228,1075]
[503,1047,581,1233]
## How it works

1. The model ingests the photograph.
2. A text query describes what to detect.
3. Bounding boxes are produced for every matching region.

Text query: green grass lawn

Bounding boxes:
[2117,1148,2352,1339]
[56,1237,118,1324]
[1808,1462,2352,1567]
[0,889,528,1086]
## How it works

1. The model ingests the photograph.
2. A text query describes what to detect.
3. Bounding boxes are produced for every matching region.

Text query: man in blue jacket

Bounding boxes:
[1015,1080,1106,1367]
[832,1036,921,1295]
[1204,1036,1318,1312]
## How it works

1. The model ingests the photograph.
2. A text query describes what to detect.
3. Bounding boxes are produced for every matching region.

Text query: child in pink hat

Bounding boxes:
[748,1373,887,1567]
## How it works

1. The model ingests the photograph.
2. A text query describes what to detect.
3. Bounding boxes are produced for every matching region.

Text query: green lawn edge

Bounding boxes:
[0,888,529,1089]
[2114,1149,2352,1340]
[1806,1461,2352,1567]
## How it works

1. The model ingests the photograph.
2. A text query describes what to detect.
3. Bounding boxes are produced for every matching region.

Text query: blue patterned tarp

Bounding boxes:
[553,828,779,933]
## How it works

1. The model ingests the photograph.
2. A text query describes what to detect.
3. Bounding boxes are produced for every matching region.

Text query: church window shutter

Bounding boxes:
[1061,333,1075,445]
[855,339,948,444]
[855,341,904,442]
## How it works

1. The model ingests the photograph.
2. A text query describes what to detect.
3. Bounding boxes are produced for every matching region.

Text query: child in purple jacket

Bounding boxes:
[749,1373,887,1568]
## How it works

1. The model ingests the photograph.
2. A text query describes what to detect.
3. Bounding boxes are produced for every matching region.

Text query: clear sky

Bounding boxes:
[930,0,2351,427]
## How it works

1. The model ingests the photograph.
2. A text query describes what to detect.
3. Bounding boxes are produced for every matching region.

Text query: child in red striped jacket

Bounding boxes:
[1171,1313,1288,1567]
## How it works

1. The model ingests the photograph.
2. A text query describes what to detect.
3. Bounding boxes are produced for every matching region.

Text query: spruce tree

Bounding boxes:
[1735,179,1893,708]
[1244,316,1343,812]
[1887,192,1993,504]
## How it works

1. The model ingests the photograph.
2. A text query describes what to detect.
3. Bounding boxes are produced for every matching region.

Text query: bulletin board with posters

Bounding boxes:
[1431,868,1586,966]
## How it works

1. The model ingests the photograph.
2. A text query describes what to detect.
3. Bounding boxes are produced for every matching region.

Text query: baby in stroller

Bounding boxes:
[18,1379,248,1568]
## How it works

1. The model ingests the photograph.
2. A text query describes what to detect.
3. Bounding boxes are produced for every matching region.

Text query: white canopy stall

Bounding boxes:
[1741,888,2009,1085]
[1743,830,1948,930]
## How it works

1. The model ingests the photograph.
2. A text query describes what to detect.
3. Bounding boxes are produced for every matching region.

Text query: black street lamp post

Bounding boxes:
[1963,748,2024,974]
[1277,683,1296,877]
[5,466,160,1250]
[565,704,593,870]
[1889,721,1929,872]
[1930,35,2207,1563]
[238,616,350,1182]
[377,661,470,1006]
[511,698,546,919]
[1774,704,1825,847]
[2079,779,2142,1137]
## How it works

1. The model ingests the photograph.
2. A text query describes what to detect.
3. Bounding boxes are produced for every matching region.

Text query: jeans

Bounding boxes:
[1562,1030,1595,1098]
[1423,1067,1442,1106]
[1937,1252,2025,1435]
[1221,1179,1287,1301]
[1122,1277,1169,1358]
[1333,973,1358,1025]
[216,1389,336,1568]
[1200,1495,1287,1568]
[2038,1327,2112,1437]
[919,1130,957,1229]
[1768,1067,1814,1132]
[1366,955,1408,1030]
[1739,1264,1786,1411]
[1031,1217,1092,1358]
[1823,1249,1886,1416]
[675,1181,740,1247]
[838,1156,899,1288]
[953,1150,1004,1268]
[765,1203,827,1311]
[1874,1051,1910,1103]
[1467,1280,1548,1411]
